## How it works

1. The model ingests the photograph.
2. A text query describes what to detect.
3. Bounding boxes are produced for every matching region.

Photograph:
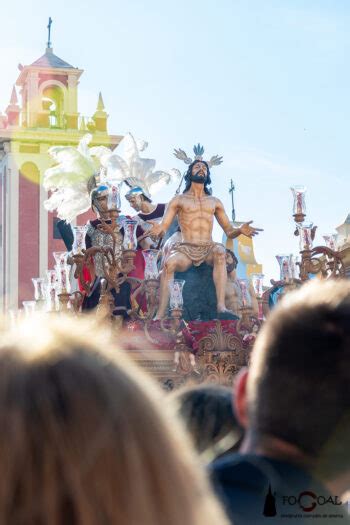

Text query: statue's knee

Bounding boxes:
[213,245,226,263]
[164,259,176,274]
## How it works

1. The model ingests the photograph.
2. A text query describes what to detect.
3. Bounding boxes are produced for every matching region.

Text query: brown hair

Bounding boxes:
[247,279,350,477]
[0,316,228,525]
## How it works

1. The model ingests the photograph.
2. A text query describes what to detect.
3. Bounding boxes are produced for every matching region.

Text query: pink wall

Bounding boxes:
[77,209,95,226]
[47,210,66,270]
[1,168,5,306]
[18,165,40,306]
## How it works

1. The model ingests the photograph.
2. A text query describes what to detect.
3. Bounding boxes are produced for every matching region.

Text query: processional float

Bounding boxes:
[18,135,350,389]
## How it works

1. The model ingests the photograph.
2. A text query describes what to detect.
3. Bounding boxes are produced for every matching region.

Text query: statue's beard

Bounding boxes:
[190,173,207,184]
[226,262,236,273]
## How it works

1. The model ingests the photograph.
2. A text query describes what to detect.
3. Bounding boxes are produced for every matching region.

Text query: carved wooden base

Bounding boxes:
[126,319,255,390]
[129,348,198,391]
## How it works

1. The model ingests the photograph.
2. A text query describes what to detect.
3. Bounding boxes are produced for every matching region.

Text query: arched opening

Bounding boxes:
[42,85,64,128]
[19,162,40,185]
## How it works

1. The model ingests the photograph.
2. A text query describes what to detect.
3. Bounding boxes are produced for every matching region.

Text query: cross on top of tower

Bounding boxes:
[47,17,53,50]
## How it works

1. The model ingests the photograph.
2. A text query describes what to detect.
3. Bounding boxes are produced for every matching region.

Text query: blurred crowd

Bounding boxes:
[0,279,349,524]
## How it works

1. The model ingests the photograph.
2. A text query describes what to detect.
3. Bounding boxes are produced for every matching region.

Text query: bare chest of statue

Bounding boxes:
[177,194,217,242]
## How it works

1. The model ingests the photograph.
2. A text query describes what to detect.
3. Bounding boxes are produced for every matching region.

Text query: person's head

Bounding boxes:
[235,279,350,484]
[0,315,228,525]
[125,186,152,211]
[226,249,238,273]
[90,184,109,217]
[91,184,121,219]
[171,383,243,459]
[183,160,212,195]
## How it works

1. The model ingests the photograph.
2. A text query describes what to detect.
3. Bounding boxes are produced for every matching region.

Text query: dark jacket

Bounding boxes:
[211,453,350,525]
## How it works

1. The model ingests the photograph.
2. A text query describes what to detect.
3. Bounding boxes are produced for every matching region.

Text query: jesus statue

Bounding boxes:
[147,152,262,318]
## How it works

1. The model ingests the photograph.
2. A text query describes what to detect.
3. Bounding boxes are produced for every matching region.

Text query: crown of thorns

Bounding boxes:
[173,143,223,168]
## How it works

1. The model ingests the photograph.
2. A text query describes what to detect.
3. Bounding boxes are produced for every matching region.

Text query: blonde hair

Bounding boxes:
[0,315,228,525]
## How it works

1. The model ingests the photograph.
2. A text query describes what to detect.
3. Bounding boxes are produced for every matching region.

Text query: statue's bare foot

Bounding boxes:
[217,305,235,316]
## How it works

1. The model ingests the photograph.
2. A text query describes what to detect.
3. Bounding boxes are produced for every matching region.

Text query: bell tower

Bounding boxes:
[0,19,122,309]
[16,45,82,130]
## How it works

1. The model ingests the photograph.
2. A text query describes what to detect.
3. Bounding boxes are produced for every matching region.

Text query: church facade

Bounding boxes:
[0,44,122,309]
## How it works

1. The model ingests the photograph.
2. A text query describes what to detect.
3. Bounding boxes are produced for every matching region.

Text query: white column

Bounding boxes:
[67,75,78,114]
[27,71,39,127]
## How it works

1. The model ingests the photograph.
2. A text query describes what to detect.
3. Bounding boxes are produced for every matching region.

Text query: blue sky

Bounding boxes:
[1,0,349,282]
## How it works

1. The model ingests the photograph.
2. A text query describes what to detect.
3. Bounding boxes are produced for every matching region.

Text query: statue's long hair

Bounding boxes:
[183,160,212,195]
[226,249,238,272]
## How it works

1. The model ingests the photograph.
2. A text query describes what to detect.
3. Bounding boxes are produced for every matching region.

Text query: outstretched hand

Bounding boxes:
[240,221,263,238]
[146,220,164,240]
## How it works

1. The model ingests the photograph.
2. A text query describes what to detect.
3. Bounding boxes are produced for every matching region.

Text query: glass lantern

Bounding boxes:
[107,183,121,212]
[46,269,58,311]
[276,255,293,281]
[251,273,264,320]
[297,223,313,251]
[8,309,21,328]
[32,277,46,302]
[142,249,160,280]
[323,234,338,251]
[291,186,307,217]
[289,254,299,279]
[56,264,71,294]
[237,279,252,308]
[123,220,138,250]
[72,226,87,254]
[53,251,69,267]
[251,273,264,298]
[53,252,71,294]
[22,300,37,317]
[168,279,185,310]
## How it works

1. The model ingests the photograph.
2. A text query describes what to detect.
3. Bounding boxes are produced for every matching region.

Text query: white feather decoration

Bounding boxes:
[108,132,181,198]
[44,135,100,222]
[43,132,180,222]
